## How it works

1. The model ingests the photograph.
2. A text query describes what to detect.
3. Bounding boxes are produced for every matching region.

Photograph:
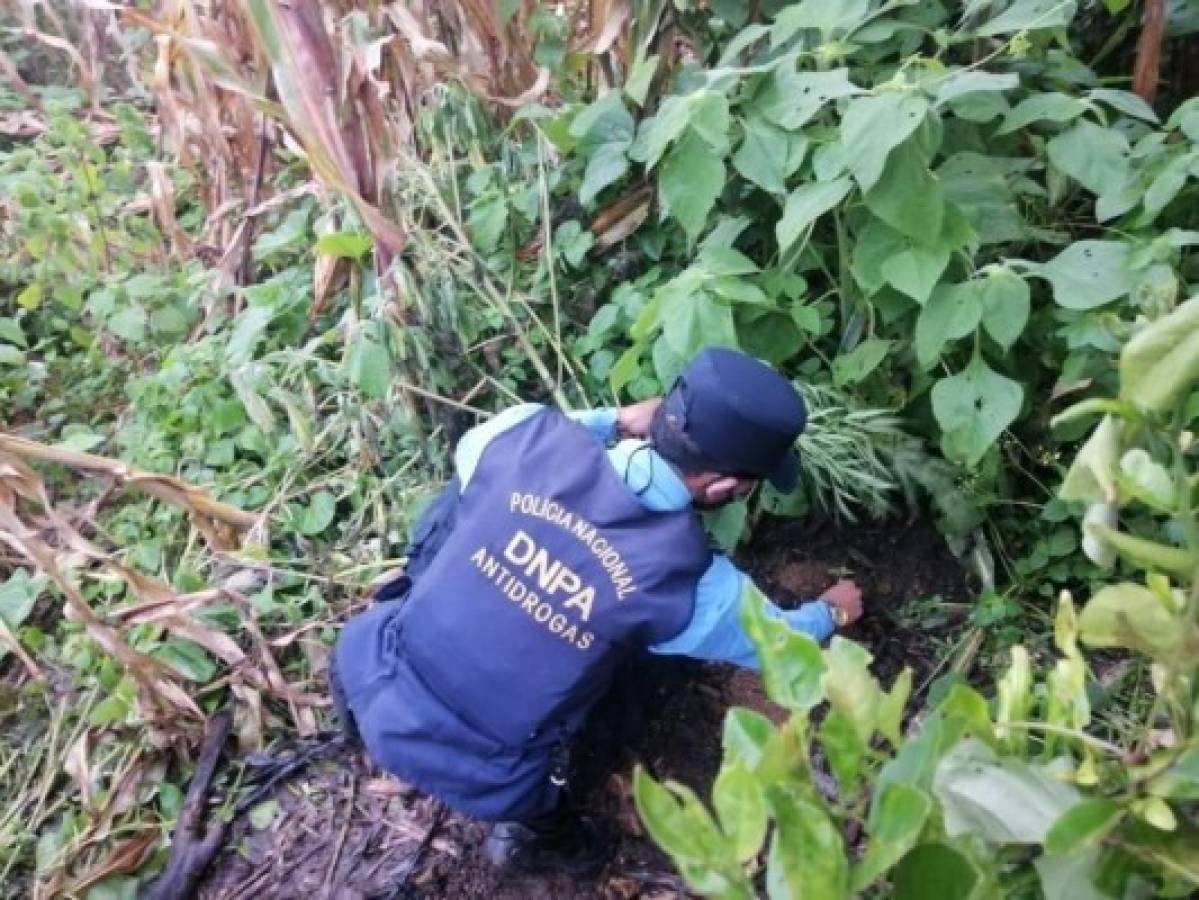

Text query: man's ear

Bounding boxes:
[702,475,741,506]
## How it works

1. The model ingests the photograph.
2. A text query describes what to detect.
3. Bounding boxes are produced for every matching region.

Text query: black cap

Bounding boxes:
[660,347,806,492]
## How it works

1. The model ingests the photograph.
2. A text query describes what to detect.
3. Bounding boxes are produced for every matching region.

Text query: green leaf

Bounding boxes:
[298,490,337,536]
[609,345,643,395]
[248,799,281,830]
[772,0,872,43]
[722,708,777,771]
[0,318,26,347]
[767,789,849,900]
[740,584,826,712]
[841,93,930,191]
[16,283,43,310]
[660,132,724,243]
[572,92,635,204]
[832,338,891,387]
[892,843,983,900]
[1045,799,1124,856]
[937,153,1028,245]
[155,639,217,682]
[624,53,659,107]
[916,283,983,369]
[852,783,934,891]
[713,762,768,863]
[1087,88,1159,123]
[973,0,1078,36]
[1058,414,1121,504]
[468,194,508,252]
[934,739,1081,843]
[703,498,748,552]
[881,244,951,304]
[108,305,147,343]
[863,141,944,244]
[931,355,1023,466]
[733,117,807,196]
[934,70,1020,107]
[819,707,866,797]
[0,344,25,366]
[313,230,372,259]
[997,92,1087,134]
[660,292,737,359]
[689,91,732,153]
[823,637,881,742]
[978,268,1030,350]
[226,305,275,366]
[754,66,862,130]
[776,177,853,254]
[631,95,691,169]
[347,336,391,399]
[0,571,43,650]
[1118,448,1175,511]
[1035,848,1108,900]
[1030,241,1134,310]
[1047,122,1131,197]
[1119,296,1199,413]
[1077,582,1182,658]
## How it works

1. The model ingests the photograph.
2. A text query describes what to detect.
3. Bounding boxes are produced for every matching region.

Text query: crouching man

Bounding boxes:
[331,348,864,876]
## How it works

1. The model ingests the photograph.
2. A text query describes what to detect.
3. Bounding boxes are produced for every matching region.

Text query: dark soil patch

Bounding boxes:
[197,517,968,899]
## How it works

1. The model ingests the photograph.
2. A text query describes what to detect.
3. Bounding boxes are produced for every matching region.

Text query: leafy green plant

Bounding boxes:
[637,294,1199,897]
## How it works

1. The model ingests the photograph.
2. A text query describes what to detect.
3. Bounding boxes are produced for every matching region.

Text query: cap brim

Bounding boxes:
[767,448,800,493]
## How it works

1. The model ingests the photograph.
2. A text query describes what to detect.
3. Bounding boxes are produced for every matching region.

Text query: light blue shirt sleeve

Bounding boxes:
[454,404,618,489]
[650,555,837,669]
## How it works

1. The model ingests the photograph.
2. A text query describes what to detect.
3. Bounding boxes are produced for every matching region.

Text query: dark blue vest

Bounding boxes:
[335,409,711,820]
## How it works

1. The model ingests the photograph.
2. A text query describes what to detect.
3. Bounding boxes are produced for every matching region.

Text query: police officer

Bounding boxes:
[331,348,864,876]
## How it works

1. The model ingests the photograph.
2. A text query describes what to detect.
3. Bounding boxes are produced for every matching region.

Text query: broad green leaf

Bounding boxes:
[876,667,912,748]
[688,91,732,153]
[713,762,768,862]
[994,645,1033,754]
[892,843,983,900]
[226,305,275,366]
[1118,447,1175,511]
[832,337,891,387]
[819,707,866,797]
[699,246,760,276]
[733,117,808,196]
[823,637,881,742]
[630,95,691,169]
[1148,746,1199,801]
[997,92,1087,135]
[933,70,1020,107]
[298,490,337,535]
[931,355,1023,466]
[722,708,777,771]
[347,336,391,399]
[882,244,951,305]
[938,152,1028,245]
[973,0,1078,36]
[1086,523,1197,581]
[772,0,872,43]
[624,53,659,107]
[468,194,508,252]
[704,498,748,552]
[754,66,862,130]
[776,177,853,254]
[1078,582,1182,658]
[155,638,218,682]
[572,92,635,204]
[767,789,849,900]
[0,344,24,366]
[1087,88,1159,123]
[1058,414,1121,504]
[1119,296,1199,413]
[850,218,907,294]
[108,305,147,343]
[1047,122,1131,196]
[1035,849,1108,900]
[1045,799,1124,856]
[248,799,281,830]
[16,283,42,310]
[841,93,930,191]
[660,292,737,359]
[1029,240,1134,310]
[978,268,1030,350]
[0,318,25,348]
[934,739,1081,843]
[660,132,724,243]
[852,783,934,891]
[313,230,372,259]
[863,141,944,244]
[740,584,826,712]
[609,345,642,394]
[0,571,44,652]
[915,283,983,369]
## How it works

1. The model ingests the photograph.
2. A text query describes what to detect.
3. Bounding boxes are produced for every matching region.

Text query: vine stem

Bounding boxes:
[1001,721,1124,757]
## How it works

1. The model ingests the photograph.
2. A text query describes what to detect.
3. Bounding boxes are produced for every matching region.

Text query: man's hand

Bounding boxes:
[616,397,662,439]
[822,579,863,627]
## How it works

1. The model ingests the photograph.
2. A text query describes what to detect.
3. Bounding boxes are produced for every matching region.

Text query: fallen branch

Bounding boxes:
[143,709,235,900]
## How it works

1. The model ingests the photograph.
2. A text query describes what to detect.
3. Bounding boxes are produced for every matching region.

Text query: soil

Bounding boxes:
[197,517,969,900]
